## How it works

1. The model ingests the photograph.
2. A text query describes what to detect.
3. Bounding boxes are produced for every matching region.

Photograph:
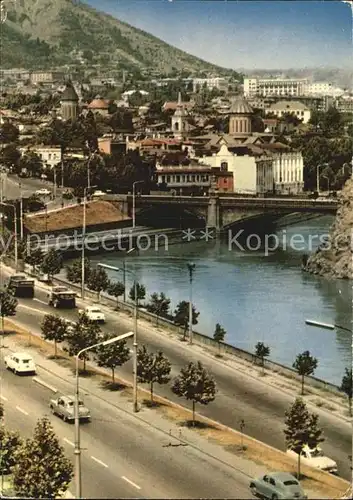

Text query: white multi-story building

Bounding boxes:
[304,82,345,98]
[192,77,228,92]
[200,141,273,195]
[272,151,304,194]
[265,100,311,124]
[244,77,308,98]
[21,145,62,169]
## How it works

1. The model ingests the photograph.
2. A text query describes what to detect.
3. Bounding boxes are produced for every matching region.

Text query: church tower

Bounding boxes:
[60,81,79,121]
[171,92,188,139]
[229,96,253,136]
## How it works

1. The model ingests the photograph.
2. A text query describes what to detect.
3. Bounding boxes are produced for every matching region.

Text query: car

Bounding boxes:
[4,352,36,375]
[249,472,307,499]
[49,395,91,423]
[286,445,338,474]
[92,190,106,198]
[35,188,51,196]
[79,305,105,323]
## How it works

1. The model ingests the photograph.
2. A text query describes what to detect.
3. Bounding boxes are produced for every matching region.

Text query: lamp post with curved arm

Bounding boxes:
[74,331,134,499]
[0,202,17,271]
[97,262,139,412]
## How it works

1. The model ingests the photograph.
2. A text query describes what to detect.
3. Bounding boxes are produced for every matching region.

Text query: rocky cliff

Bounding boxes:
[304,179,353,279]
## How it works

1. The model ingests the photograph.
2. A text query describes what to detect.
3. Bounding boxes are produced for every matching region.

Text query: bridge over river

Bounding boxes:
[107,194,338,231]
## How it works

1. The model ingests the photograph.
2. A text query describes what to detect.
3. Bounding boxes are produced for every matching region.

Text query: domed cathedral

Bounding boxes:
[60,81,79,121]
[171,92,189,139]
[228,95,253,136]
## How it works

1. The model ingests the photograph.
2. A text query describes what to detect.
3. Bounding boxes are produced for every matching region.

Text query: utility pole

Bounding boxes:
[81,193,86,299]
[53,166,57,199]
[187,263,195,345]
[133,279,138,412]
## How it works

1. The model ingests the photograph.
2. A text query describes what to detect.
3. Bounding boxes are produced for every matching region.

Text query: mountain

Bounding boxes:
[1,0,235,76]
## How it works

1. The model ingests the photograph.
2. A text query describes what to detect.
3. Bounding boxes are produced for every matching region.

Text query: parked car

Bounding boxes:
[49,395,91,423]
[4,352,36,375]
[79,305,105,323]
[286,445,338,474]
[249,472,307,499]
[35,188,51,196]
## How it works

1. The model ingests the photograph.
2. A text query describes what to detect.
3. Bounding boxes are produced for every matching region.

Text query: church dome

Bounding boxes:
[229,96,253,115]
[61,83,79,101]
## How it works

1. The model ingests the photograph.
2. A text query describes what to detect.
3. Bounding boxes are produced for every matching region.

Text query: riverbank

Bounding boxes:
[304,179,353,279]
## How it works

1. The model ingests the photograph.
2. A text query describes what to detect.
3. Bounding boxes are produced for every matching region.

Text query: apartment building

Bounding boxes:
[30,71,65,85]
[265,100,311,124]
[192,77,228,92]
[244,77,308,98]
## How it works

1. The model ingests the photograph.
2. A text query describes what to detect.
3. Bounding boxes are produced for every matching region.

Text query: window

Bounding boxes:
[220,161,228,172]
[174,122,179,131]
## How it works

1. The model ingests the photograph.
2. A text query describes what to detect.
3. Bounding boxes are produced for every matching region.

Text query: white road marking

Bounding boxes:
[121,476,141,490]
[17,303,46,315]
[33,377,57,393]
[16,405,29,415]
[91,456,108,468]
[33,298,48,306]
[63,438,74,447]
[0,395,8,401]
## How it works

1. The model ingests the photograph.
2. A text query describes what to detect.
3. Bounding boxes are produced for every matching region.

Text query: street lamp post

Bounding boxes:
[132,181,143,229]
[322,175,330,193]
[187,263,195,345]
[0,202,17,271]
[53,165,57,199]
[81,185,97,299]
[74,332,134,499]
[87,149,98,190]
[305,319,351,333]
[97,262,139,412]
[316,163,328,194]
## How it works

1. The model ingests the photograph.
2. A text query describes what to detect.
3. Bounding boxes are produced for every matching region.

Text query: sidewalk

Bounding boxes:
[3,323,349,500]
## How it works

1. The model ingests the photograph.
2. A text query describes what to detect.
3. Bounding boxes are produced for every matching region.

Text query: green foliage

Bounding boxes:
[18,151,43,177]
[173,300,199,340]
[284,398,324,478]
[64,313,100,371]
[213,323,226,344]
[137,346,171,402]
[340,368,352,416]
[0,402,3,419]
[172,361,216,424]
[0,426,22,474]
[146,292,171,319]
[0,289,18,318]
[12,417,73,498]
[95,333,130,383]
[41,314,67,357]
[129,281,146,305]
[40,249,63,281]
[66,258,91,284]
[107,281,125,306]
[254,342,271,369]
[0,121,19,144]
[86,266,109,300]
[0,143,21,168]
[24,246,44,270]
[293,351,318,395]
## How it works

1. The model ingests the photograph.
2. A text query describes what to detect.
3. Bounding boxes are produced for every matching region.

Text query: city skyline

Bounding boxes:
[86,0,352,70]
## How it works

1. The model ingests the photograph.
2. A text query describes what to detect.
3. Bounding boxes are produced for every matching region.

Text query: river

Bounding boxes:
[88,215,351,386]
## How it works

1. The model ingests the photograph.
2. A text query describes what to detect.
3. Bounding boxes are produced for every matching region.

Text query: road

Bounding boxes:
[10,285,352,483]
[0,349,253,499]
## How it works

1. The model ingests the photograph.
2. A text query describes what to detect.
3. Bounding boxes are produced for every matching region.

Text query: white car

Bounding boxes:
[79,306,105,323]
[35,188,51,196]
[4,352,36,375]
[286,445,338,474]
[92,190,106,198]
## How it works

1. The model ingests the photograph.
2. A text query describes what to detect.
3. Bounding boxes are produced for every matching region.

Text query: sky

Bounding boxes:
[85,0,352,70]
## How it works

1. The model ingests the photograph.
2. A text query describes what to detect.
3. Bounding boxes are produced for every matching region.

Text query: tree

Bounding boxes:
[41,314,67,358]
[66,257,91,284]
[172,361,216,425]
[24,247,44,272]
[0,143,21,168]
[107,281,125,308]
[129,281,146,306]
[340,368,352,417]
[0,426,22,475]
[284,398,324,478]
[137,346,171,403]
[213,323,226,355]
[292,351,318,395]
[40,249,63,282]
[0,121,19,143]
[0,289,17,335]
[64,314,100,371]
[254,342,271,374]
[12,417,73,498]
[173,301,200,341]
[146,292,171,325]
[86,266,109,300]
[95,333,130,383]
[0,402,3,419]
